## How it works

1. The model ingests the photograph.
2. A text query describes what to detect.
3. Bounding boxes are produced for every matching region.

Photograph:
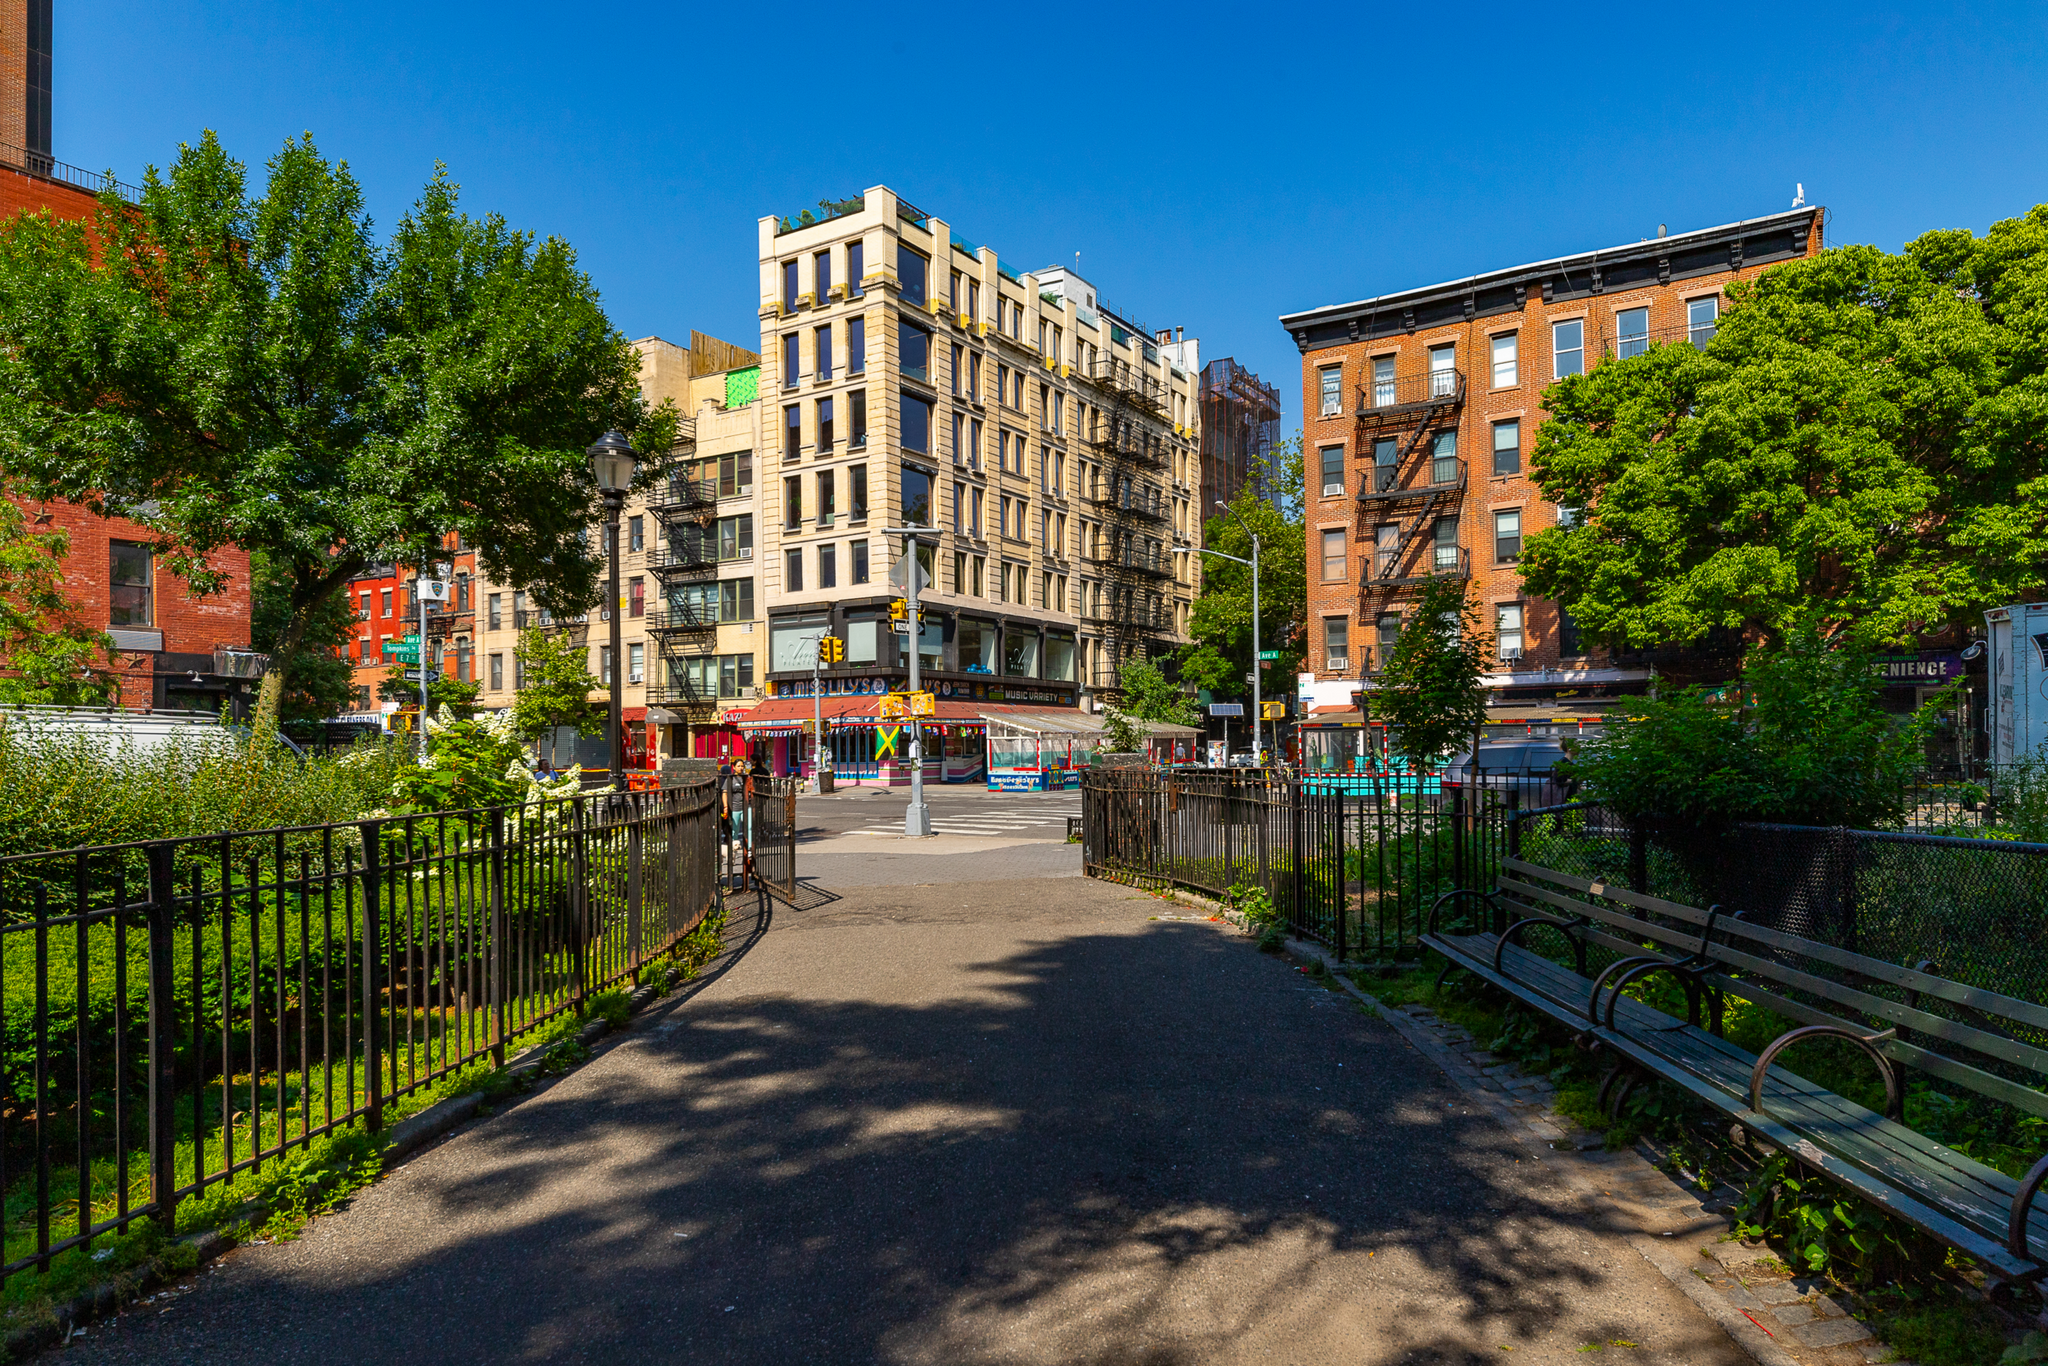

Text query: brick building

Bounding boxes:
[1280,207,1823,722]
[0,0,258,712]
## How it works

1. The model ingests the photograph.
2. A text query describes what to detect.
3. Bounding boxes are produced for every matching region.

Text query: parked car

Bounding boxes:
[1439,741,1574,807]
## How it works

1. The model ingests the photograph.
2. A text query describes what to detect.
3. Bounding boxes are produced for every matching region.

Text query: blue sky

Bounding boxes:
[61,2,2048,428]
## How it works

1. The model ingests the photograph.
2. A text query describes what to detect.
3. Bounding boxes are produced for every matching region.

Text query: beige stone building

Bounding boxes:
[749,185,1202,764]
[467,331,761,769]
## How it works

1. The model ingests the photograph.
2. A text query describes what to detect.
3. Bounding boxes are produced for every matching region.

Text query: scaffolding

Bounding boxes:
[1199,358,1282,510]
[1080,339,1185,690]
[1352,366,1470,670]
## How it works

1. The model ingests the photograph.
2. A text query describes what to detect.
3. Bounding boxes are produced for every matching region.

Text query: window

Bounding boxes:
[1432,517,1460,572]
[951,341,963,395]
[1371,355,1396,408]
[969,418,983,467]
[901,465,932,525]
[599,645,613,686]
[487,592,502,630]
[1616,306,1649,360]
[849,389,867,446]
[783,332,800,388]
[1320,445,1344,497]
[1004,627,1039,677]
[968,279,979,322]
[717,514,754,561]
[814,249,831,299]
[818,543,837,588]
[628,641,645,685]
[1559,605,1583,657]
[1493,508,1521,563]
[785,547,804,592]
[718,449,754,498]
[949,269,961,311]
[851,541,869,584]
[817,467,835,525]
[1497,604,1524,661]
[1320,529,1346,582]
[489,653,503,691]
[109,542,152,626]
[456,639,471,682]
[1431,429,1458,486]
[847,240,863,296]
[971,555,985,596]
[1324,617,1349,670]
[1362,616,1396,671]
[953,481,965,533]
[901,393,932,453]
[816,323,833,380]
[817,396,834,451]
[1319,365,1342,416]
[1688,295,1718,348]
[999,494,1011,538]
[783,475,802,529]
[721,654,755,697]
[1492,419,1521,477]
[1491,333,1518,388]
[953,550,967,593]
[513,649,526,689]
[1051,392,1064,433]
[1428,344,1457,397]
[629,576,645,618]
[719,578,755,621]
[628,515,644,552]
[784,403,802,457]
[1371,436,1398,494]
[782,258,799,309]
[1553,319,1584,378]
[850,464,868,520]
[897,244,927,307]
[951,412,965,465]
[967,352,980,401]
[847,315,865,374]
[969,486,983,536]
[899,319,931,381]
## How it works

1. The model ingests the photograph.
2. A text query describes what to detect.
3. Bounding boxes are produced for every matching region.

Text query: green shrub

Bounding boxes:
[585,988,632,1031]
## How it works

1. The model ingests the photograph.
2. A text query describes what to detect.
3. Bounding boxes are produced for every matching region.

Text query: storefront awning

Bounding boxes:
[736,697,1087,729]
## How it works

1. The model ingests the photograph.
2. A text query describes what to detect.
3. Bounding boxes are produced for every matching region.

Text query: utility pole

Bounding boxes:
[1179,499,1262,763]
[885,528,934,837]
[417,572,429,723]
[811,633,824,794]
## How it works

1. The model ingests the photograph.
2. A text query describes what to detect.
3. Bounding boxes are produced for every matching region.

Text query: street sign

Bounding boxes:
[887,555,931,593]
[399,668,424,681]
[1257,650,1280,661]
[1209,702,1244,718]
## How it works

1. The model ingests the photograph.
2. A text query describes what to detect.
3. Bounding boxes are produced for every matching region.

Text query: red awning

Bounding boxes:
[736,697,1086,728]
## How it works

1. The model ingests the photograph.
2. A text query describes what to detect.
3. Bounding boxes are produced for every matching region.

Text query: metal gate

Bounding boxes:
[749,776,798,899]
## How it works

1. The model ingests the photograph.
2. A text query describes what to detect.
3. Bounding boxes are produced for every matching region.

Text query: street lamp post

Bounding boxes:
[1178,499,1263,764]
[588,430,639,792]
[883,526,935,837]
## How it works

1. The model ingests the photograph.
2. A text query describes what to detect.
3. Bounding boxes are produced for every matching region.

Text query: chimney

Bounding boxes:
[0,0,49,166]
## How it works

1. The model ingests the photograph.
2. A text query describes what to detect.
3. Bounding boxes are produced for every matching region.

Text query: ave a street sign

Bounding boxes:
[1257,650,1280,661]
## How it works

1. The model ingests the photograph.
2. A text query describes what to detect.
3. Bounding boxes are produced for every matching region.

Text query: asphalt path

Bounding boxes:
[75,870,1746,1365]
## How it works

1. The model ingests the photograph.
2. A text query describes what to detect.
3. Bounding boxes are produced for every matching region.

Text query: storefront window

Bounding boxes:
[958,618,997,673]
[1043,634,1076,682]
[1003,629,1040,677]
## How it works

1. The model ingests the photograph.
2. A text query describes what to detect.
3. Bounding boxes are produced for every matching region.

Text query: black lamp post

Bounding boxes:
[588,429,639,791]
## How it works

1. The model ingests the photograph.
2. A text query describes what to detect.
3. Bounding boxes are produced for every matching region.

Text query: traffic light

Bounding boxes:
[888,599,907,622]
[819,635,844,663]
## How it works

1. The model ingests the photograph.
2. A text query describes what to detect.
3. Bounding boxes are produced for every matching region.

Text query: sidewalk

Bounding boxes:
[75,875,1753,1365]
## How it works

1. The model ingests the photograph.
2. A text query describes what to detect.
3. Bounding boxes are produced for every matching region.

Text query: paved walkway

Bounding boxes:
[77,870,1750,1365]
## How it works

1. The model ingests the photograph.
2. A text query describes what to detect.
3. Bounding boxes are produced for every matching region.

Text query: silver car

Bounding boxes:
[1439,742,1573,807]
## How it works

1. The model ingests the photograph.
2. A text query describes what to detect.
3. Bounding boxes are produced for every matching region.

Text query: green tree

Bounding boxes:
[0,493,116,705]
[1371,576,1489,765]
[1568,635,1935,833]
[1179,436,1307,702]
[510,628,602,767]
[251,549,358,728]
[1520,210,2048,651]
[1116,655,1200,727]
[376,666,480,718]
[0,131,677,736]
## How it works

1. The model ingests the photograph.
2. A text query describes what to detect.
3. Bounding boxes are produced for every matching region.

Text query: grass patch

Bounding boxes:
[1875,1303,2010,1366]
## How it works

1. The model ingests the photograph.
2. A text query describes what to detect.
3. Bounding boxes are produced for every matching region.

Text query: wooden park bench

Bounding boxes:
[1422,856,2048,1285]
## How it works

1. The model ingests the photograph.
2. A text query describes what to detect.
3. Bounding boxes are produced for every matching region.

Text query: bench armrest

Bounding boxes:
[2010,1155,2048,1263]
[1597,958,1714,1034]
[1426,887,1503,937]
[1747,1024,1901,1123]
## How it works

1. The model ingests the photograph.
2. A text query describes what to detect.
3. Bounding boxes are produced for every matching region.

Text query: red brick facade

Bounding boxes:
[1284,209,1824,709]
[1,159,260,709]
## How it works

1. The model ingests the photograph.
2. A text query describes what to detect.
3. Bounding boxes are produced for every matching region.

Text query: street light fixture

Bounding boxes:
[588,429,638,791]
[1178,499,1266,765]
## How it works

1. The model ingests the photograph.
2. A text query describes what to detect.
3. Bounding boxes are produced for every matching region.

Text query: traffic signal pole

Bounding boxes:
[811,632,824,795]
[903,532,931,837]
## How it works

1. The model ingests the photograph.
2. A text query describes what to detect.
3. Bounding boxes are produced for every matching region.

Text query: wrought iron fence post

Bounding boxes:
[144,841,179,1232]
[572,797,590,1008]
[1451,783,1466,891]
[490,807,507,1067]
[358,820,385,1132]
[1290,779,1305,942]
[627,813,644,975]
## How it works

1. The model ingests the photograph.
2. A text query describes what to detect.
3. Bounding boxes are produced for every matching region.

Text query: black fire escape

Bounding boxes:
[1354,367,1471,666]
[646,454,719,713]
[1081,354,1179,688]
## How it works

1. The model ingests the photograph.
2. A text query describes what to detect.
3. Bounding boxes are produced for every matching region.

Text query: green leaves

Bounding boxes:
[0,131,672,732]
[1180,439,1307,700]
[1372,576,1490,765]
[510,627,603,753]
[1116,655,1200,727]
[0,492,116,706]
[1523,213,2048,650]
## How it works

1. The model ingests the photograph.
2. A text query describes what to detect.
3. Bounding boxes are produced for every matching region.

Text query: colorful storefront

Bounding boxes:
[732,697,1103,787]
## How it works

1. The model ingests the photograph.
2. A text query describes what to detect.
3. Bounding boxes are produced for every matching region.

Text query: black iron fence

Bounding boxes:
[1080,768,1525,961]
[748,777,799,900]
[1,782,719,1287]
